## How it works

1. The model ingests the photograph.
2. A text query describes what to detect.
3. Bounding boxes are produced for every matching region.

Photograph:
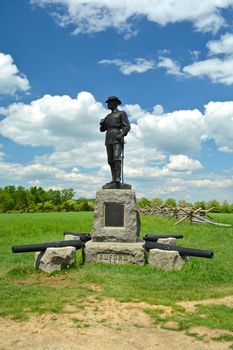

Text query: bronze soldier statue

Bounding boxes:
[100,96,130,186]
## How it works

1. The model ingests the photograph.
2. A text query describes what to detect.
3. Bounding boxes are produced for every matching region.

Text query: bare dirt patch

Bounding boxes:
[81,283,104,292]
[0,297,232,350]
[13,274,68,287]
[189,326,233,342]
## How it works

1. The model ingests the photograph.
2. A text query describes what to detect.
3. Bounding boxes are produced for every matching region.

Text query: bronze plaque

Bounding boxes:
[104,203,124,227]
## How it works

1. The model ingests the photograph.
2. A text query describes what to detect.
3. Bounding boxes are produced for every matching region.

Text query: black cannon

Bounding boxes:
[12,239,83,254]
[63,232,92,243]
[144,241,214,259]
[143,234,183,241]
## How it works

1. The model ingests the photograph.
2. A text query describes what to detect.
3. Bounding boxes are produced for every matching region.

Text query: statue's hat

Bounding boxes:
[105,96,122,105]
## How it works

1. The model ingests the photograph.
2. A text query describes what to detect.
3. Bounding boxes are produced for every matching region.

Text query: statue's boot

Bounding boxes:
[115,160,121,183]
[106,163,116,184]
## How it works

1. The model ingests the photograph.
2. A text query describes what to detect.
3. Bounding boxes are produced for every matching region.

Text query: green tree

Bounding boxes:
[29,186,46,204]
[26,190,36,212]
[4,185,16,208]
[48,189,62,205]
[221,200,231,213]
[61,199,77,211]
[164,198,176,207]
[137,197,151,208]
[14,186,28,211]
[76,198,92,211]
[0,189,14,212]
[230,203,233,213]
[194,201,206,210]
[42,201,54,212]
[206,199,221,212]
[150,197,163,207]
[87,199,95,211]
[61,188,75,201]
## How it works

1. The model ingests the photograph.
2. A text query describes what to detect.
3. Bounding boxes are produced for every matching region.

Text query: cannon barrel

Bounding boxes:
[63,232,92,242]
[144,241,213,259]
[12,239,83,254]
[143,234,183,241]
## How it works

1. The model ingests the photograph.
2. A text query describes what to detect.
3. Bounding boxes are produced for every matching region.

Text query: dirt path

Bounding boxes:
[0,297,232,350]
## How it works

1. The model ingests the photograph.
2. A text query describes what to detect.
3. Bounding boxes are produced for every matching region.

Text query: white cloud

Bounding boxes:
[153,33,233,85]
[99,32,233,84]
[189,50,201,61]
[0,144,4,161]
[101,32,233,86]
[183,57,233,85]
[157,56,183,76]
[0,92,110,185]
[124,104,156,121]
[31,0,233,35]
[0,52,30,95]
[207,33,233,55]
[99,58,155,75]
[165,155,203,172]
[124,154,202,181]
[131,107,205,154]
[188,178,233,189]
[0,91,105,149]
[183,32,233,85]
[152,105,164,115]
[204,101,233,152]
[99,55,183,78]
[0,160,102,194]
[34,142,106,169]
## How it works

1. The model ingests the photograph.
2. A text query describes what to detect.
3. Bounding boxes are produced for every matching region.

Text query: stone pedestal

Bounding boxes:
[92,189,140,243]
[85,188,145,265]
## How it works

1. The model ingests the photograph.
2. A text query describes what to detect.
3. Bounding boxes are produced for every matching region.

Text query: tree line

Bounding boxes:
[0,186,95,213]
[0,186,232,213]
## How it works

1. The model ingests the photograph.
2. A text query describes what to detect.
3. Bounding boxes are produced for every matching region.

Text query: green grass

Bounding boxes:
[0,211,232,328]
[211,334,233,342]
[145,303,233,331]
[71,317,90,328]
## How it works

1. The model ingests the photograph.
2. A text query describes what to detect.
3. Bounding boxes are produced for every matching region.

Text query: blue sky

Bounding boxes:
[0,0,233,202]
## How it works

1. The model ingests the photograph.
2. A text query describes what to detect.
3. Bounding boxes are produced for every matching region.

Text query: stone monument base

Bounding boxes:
[92,189,140,243]
[85,241,145,265]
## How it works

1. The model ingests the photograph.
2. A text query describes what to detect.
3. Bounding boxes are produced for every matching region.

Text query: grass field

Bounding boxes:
[0,212,232,336]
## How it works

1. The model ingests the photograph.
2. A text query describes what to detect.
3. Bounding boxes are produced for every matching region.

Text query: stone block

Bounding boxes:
[35,247,76,273]
[85,241,145,265]
[64,234,81,241]
[148,249,187,271]
[92,189,140,243]
[157,238,176,245]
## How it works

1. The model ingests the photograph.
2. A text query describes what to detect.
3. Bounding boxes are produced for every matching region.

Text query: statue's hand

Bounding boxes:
[100,119,104,125]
